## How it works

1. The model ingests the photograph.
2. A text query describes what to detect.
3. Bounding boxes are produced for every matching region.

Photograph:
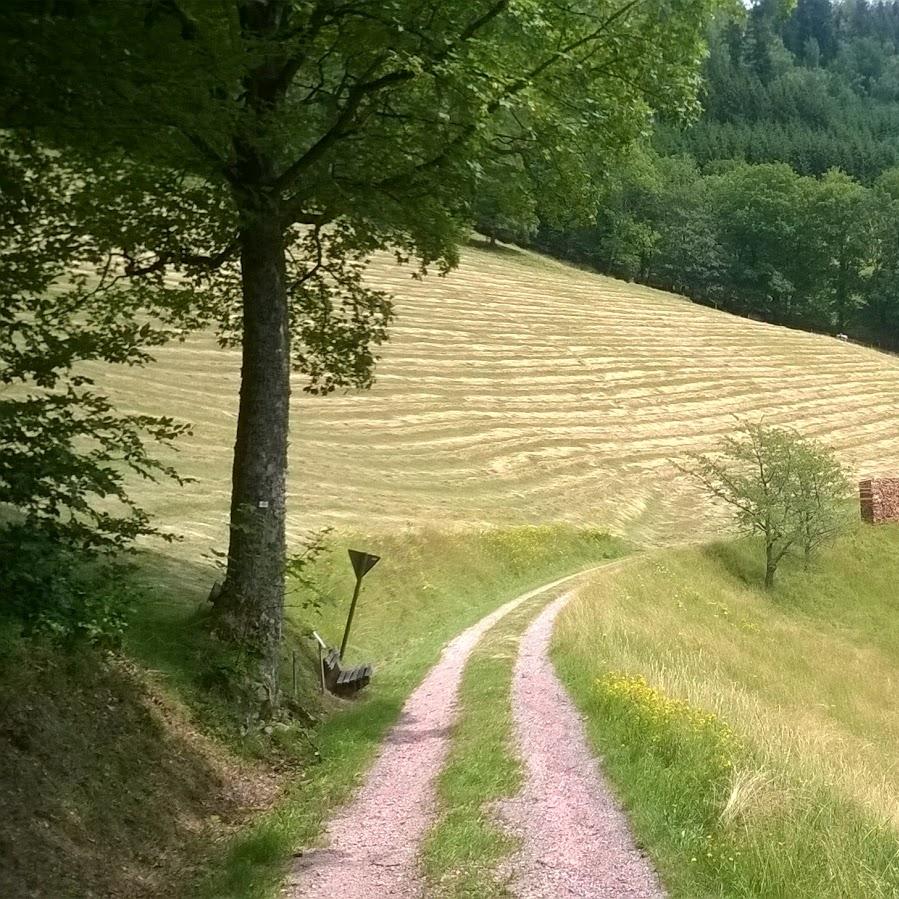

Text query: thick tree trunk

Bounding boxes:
[215,209,290,710]
[209,0,294,715]
[835,251,848,332]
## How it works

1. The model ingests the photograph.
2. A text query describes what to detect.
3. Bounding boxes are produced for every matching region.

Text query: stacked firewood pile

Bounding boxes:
[859,478,899,524]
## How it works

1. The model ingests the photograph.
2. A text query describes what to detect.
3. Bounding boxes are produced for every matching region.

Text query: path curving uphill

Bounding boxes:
[285,569,599,899]
[503,590,664,898]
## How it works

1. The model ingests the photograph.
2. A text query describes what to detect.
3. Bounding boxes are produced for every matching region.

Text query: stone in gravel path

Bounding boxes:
[285,570,593,899]
[502,590,665,899]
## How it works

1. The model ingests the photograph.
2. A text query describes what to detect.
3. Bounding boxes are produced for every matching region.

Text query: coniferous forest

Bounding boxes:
[498,1,899,351]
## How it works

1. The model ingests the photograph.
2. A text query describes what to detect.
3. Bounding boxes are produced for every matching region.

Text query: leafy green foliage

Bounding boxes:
[474,156,539,246]
[0,529,131,647]
[684,422,850,587]
[0,135,201,644]
[0,1,720,668]
[521,0,899,349]
[669,1,899,181]
[537,148,899,348]
[792,436,853,567]
[2,0,721,378]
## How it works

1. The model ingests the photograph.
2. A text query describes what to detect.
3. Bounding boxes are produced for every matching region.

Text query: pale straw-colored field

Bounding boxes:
[96,243,899,551]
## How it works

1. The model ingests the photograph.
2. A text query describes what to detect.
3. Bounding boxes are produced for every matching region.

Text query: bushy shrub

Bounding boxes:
[0,134,192,646]
[0,525,134,648]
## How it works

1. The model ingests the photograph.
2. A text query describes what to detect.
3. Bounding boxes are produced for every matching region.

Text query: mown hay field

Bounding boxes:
[97,243,899,550]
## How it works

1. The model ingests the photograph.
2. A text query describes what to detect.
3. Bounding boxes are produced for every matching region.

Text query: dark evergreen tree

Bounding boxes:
[784,0,837,63]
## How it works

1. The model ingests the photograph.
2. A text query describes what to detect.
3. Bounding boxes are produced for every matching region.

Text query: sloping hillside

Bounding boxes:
[554,524,899,897]
[98,242,899,547]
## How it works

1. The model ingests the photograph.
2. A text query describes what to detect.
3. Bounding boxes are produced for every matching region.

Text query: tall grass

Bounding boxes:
[553,523,899,897]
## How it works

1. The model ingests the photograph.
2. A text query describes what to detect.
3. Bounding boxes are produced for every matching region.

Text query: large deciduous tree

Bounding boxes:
[2,0,718,704]
[807,169,875,333]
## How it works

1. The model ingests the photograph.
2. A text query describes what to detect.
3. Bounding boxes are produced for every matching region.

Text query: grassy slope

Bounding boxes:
[12,244,899,896]
[553,523,899,898]
[95,241,899,549]
[0,636,275,899]
[0,526,624,899]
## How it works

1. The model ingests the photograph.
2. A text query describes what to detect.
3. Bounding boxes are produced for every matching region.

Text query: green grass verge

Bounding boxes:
[419,587,566,896]
[194,526,628,899]
[553,523,899,898]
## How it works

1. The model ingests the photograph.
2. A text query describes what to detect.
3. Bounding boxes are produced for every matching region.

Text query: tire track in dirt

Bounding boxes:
[284,567,603,899]
[501,589,664,898]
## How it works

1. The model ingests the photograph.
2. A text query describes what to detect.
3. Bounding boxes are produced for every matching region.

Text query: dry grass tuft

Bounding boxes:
[719,768,783,828]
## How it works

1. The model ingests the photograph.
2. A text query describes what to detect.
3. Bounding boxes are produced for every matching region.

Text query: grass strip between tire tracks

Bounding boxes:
[420,580,591,896]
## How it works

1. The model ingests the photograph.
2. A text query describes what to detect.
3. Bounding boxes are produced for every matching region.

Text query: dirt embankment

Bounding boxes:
[0,647,278,899]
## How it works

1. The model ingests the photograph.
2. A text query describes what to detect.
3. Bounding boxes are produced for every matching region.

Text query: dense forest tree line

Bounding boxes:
[538,152,899,346]
[662,0,899,182]
[493,0,899,350]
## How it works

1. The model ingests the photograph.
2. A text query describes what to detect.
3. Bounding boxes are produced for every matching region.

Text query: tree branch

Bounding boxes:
[340,0,646,195]
[123,239,239,277]
[457,0,508,43]
[273,55,410,194]
[275,1,513,207]
[179,129,236,182]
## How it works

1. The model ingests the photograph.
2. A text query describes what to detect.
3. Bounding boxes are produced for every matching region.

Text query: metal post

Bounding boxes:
[339,574,363,660]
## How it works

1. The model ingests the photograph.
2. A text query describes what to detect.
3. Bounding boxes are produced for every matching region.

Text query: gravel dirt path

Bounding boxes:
[502,589,665,898]
[286,569,597,899]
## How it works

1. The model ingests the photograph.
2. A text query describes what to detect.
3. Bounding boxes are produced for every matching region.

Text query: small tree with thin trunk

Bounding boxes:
[684,423,850,589]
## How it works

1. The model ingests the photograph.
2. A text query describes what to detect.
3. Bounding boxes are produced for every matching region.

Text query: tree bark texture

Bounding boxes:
[217,208,291,708]
[765,543,776,590]
[213,0,293,711]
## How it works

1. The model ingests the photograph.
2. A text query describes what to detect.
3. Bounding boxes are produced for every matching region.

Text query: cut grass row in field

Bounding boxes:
[192,526,627,899]
[92,241,899,551]
[553,523,899,897]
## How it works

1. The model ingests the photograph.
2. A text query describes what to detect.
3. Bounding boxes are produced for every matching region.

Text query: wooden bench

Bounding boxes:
[322,648,373,696]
